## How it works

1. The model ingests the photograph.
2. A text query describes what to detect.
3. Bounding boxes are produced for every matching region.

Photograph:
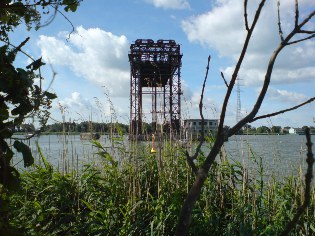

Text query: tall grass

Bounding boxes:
[4,138,315,235]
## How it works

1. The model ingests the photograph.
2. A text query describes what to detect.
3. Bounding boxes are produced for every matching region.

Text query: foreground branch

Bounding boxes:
[177,1,315,235]
[185,56,211,175]
[251,97,315,122]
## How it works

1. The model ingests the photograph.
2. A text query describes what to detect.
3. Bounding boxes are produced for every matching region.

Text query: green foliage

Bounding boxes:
[4,141,315,235]
[0,0,82,41]
[0,0,82,188]
[0,42,54,187]
[256,126,271,134]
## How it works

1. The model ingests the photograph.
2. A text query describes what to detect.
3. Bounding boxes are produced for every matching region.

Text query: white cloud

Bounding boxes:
[145,0,190,9]
[58,92,92,109]
[182,0,246,57]
[266,88,308,104]
[52,92,119,123]
[181,0,315,87]
[37,26,130,97]
[181,91,220,120]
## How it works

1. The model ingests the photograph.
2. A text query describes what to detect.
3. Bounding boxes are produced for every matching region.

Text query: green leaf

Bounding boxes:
[3,166,20,191]
[26,57,45,71]
[65,4,77,12]
[0,127,13,139]
[63,0,79,12]
[11,2,27,17]
[43,91,57,100]
[13,140,34,167]
[0,102,9,121]
[36,141,52,171]
[81,199,95,212]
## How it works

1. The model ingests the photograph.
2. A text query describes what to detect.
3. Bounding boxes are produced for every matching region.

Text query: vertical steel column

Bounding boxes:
[129,39,182,139]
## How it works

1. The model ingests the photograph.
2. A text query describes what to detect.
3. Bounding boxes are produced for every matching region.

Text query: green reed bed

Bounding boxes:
[4,139,315,235]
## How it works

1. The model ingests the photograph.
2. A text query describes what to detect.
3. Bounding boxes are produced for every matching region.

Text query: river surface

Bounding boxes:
[10,134,313,177]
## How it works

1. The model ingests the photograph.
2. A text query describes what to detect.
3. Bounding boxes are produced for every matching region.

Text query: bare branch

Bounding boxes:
[280,128,314,236]
[229,7,315,137]
[244,0,249,31]
[199,55,211,125]
[277,0,284,42]
[185,151,197,175]
[185,56,211,174]
[177,2,315,234]
[0,38,35,62]
[37,4,59,29]
[54,6,75,40]
[295,0,299,28]
[220,72,229,88]
[251,97,315,122]
[287,33,315,45]
[214,0,267,139]
[295,10,315,30]
[299,30,315,34]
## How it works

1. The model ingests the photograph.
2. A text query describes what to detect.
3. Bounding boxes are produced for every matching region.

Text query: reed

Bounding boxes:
[5,137,315,235]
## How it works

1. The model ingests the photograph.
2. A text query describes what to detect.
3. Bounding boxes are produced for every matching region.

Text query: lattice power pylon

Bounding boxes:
[128,39,182,138]
[236,77,242,123]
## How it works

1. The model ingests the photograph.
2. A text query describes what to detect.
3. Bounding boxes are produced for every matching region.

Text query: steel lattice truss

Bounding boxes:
[128,39,182,136]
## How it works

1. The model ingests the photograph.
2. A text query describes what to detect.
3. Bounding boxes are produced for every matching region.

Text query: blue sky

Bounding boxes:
[12,0,315,127]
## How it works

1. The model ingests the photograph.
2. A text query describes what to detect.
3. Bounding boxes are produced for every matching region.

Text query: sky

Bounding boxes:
[11,0,315,128]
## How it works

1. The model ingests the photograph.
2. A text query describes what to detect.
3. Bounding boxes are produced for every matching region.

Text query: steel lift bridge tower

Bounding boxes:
[128,39,182,138]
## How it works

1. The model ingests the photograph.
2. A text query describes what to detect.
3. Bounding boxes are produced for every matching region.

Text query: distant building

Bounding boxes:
[183,119,218,139]
[281,127,291,134]
[288,127,304,135]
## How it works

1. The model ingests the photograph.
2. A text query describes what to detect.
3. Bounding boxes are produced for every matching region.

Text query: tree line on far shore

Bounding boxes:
[14,122,315,135]
[14,122,129,134]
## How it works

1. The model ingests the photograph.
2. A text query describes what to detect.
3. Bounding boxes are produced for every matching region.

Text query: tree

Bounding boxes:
[271,125,282,134]
[177,1,315,235]
[256,125,270,134]
[0,0,81,188]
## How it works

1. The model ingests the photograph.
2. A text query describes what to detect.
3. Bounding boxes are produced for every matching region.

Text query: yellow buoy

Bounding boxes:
[150,134,156,154]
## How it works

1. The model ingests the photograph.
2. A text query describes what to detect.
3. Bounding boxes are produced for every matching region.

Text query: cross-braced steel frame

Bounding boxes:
[129,39,182,137]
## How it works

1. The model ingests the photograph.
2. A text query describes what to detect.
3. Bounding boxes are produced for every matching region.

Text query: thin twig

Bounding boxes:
[54,6,75,40]
[37,4,59,29]
[216,0,266,140]
[0,38,35,62]
[229,6,315,137]
[185,150,197,175]
[277,0,284,42]
[295,0,299,28]
[244,0,249,31]
[287,34,315,45]
[280,127,314,236]
[220,72,229,88]
[299,30,315,34]
[251,97,315,122]
[295,10,315,31]
[185,56,211,174]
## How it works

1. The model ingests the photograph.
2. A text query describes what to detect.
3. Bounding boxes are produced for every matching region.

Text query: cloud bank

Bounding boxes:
[144,0,190,9]
[181,0,315,87]
[37,26,130,97]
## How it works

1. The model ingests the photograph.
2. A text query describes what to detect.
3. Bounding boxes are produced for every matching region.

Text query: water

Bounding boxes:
[10,134,126,173]
[223,135,310,177]
[10,134,313,177]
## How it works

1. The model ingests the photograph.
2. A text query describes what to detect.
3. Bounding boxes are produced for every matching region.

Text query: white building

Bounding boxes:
[288,127,304,135]
[183,119,218,139]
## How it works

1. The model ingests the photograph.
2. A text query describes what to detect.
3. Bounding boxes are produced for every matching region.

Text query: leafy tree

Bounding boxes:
[1,1,82,234]
[271,125,282,134]
[0,0,82,190]
[256,126,270,134]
